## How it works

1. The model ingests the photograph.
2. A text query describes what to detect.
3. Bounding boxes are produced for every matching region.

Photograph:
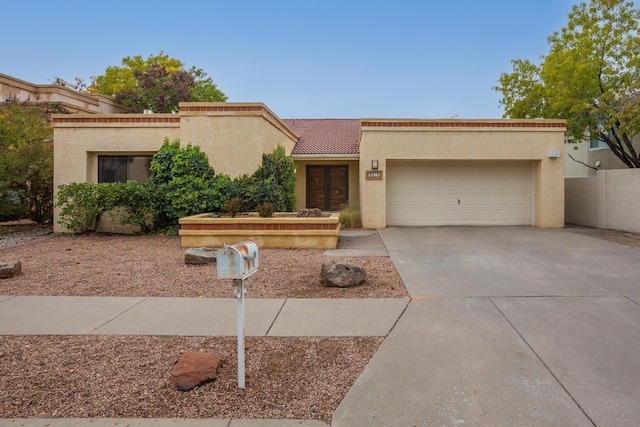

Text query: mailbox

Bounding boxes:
[217,240,259,280]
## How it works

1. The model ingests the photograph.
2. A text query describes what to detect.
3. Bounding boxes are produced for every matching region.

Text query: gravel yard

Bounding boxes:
[0,335,382,422]
[0,224,405,422]
[0,229,406,299]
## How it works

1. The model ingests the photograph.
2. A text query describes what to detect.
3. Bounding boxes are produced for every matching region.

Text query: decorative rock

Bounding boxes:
[185,247,218,265]
[170,351,222,391]
[0,260,22,279]
[320,261,366,288]
[297,208,323,217]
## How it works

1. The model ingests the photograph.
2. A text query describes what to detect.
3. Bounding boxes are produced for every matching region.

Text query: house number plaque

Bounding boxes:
[366,170,383,180]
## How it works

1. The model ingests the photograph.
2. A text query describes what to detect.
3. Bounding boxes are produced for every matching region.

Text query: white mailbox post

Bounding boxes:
[216,240,259,389]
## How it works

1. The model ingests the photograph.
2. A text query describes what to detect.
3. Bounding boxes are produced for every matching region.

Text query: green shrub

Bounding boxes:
[223,146,296,214]
[115,181,156,233]
[148,138,226,228]
[256,202,275,217]
[56,182,121,233]
[0,104,53,223]
[0,189,27,222]
[339,205,361,228]
[225,197,241,217]
[55,141,297,233]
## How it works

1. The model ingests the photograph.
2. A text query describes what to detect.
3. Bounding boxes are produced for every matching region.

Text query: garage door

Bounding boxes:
[386,162,533,226]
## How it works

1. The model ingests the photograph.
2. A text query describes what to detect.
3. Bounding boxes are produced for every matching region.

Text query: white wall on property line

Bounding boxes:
[565,169,640,233]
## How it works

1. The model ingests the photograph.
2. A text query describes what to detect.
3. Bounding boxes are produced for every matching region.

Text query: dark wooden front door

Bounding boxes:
[306,165,348,210]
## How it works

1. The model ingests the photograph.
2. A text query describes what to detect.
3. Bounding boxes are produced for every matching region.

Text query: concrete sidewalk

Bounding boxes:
[0,296,407,337]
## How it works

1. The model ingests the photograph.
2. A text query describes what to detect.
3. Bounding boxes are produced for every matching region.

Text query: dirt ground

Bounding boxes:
[565,224,640,248]
[0,221,401,422]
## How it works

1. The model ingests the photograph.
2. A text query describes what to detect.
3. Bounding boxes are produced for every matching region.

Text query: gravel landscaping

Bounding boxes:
[0,224,405,422]
[0,231,406,299]
[0,335,382,422]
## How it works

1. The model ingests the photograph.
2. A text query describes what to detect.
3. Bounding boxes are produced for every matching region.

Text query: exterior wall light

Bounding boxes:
[371,160,379,170]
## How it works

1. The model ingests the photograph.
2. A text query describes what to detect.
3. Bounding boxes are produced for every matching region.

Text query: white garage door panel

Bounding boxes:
[386,162,532,226]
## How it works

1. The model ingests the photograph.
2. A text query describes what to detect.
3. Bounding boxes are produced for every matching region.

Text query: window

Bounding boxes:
[589,136,609,150]
[98,156,152,183]
[589,124,617,150]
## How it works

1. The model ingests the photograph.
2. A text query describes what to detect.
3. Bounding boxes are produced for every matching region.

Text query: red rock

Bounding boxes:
[170,351,222,391]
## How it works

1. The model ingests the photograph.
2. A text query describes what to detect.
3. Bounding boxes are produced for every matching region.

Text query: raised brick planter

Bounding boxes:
[178,212,340,249]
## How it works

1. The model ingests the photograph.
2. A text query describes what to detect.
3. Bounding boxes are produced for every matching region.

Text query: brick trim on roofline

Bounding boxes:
[179,103,298,142]
[52,116,180,124]
[361,120,566,129]
[180,105,263,113]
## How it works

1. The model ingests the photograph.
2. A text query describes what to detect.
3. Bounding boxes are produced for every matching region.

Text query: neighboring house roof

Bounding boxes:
[0,73,125,114]
[284,118,360,155]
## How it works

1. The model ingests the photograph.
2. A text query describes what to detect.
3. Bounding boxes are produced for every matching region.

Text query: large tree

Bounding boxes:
[0,104,53,222]
[92,53,227,113]
[495,0,640,168]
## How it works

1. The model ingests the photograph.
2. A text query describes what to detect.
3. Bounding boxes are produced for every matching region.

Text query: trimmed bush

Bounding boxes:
[225,197,241,217]
[55,141,297,233]
[148,138,225,228]
[256,202,275,217]
[56,182,121,233]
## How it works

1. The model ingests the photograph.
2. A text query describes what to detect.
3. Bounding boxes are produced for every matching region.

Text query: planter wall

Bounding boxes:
[179,212,340,249]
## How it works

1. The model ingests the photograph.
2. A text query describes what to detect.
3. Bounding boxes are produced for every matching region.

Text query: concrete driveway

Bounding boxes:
[333,226,640,427]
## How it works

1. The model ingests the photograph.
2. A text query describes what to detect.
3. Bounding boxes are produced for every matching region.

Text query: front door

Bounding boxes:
[306,165,348,210]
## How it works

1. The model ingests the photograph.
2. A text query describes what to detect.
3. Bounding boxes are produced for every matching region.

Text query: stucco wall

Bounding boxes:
[565,177,598,227]
[52,104,299,233]
[52,115,180,232]
[179,103,297,177]
[589,138,640,171]
[564,143,591,178]
[359,119,566,228]
[566,169,640,233]
[565,135,640,178]
[293,159,360,210]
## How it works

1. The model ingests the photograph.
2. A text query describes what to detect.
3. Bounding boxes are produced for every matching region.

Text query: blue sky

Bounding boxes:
[1,0,575,119]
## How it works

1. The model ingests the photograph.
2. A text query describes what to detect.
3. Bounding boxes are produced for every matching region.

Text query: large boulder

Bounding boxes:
[0,261,22,279]
[185,247,218,265]
[320,261,366,288]
[170,351,222,391]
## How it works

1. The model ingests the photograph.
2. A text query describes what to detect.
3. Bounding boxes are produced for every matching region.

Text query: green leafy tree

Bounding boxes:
[0,104,53,222]
[114,63,195,113]
[92,53,182,96]
[495,0,640,167]
[188,66,227,102]
[93,53,227,113]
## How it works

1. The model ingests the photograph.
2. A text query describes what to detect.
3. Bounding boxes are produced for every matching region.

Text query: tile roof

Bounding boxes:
[284,118,361,155]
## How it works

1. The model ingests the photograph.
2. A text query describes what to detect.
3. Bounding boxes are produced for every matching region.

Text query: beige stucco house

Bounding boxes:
[564,130,640,233]
[0,73,124,115]
[52,102,566,232]
[564,132,640,178]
